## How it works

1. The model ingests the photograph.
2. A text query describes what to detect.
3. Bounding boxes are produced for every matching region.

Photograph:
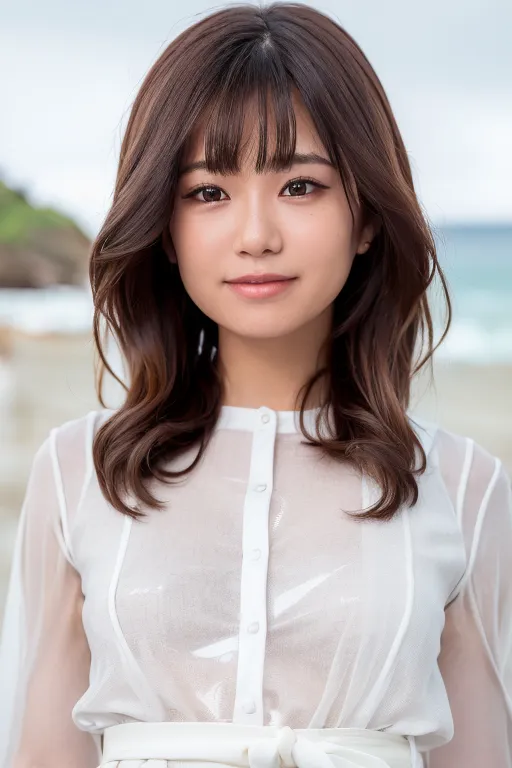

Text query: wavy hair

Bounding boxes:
[90,2,451,521]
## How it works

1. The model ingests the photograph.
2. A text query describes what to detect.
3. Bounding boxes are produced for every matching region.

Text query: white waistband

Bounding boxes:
[101,722,415,768]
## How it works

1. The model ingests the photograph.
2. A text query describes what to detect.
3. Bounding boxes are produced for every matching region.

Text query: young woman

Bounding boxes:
[1,3,510,767]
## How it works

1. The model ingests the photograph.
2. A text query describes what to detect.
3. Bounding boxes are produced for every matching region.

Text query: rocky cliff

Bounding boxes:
[0,180,91,288]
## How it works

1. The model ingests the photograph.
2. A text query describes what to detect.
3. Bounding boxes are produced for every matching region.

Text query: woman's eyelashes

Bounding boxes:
[182,177,329,204]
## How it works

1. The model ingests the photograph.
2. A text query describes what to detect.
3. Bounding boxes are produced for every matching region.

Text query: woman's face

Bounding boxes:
[167,92,375,342]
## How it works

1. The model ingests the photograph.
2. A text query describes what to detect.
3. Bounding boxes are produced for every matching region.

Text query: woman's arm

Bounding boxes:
[427,437,512,766]
[0,425,100,768]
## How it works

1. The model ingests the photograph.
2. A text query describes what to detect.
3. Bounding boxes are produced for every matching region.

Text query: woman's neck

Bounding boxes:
[217,317,331,412]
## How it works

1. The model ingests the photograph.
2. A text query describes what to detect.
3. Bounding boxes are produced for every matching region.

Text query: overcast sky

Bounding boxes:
[1,0,510,237]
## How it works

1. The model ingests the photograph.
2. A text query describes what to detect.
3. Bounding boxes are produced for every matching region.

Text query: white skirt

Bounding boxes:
[100,722,419,768]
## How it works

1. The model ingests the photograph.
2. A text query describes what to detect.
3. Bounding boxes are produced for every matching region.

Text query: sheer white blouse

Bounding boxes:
[0,405,511,768]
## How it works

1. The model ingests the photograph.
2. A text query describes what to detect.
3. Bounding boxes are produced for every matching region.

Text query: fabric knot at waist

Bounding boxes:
[249,725,328,768]
[101,721,415,768]
[244,724,389,768]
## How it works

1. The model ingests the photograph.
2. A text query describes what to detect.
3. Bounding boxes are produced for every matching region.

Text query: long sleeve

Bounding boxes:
[0,423,100,768]
[427,434,512,766]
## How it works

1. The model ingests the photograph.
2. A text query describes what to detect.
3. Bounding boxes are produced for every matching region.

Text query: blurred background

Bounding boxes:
[0,0,511,620]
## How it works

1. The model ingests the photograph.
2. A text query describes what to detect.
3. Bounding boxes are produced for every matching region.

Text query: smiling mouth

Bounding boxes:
[226,274,296,284]
[225,277,297,299]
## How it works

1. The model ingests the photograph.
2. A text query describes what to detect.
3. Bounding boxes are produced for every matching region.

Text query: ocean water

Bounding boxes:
[0,224,510,364]
[431,224,512,363]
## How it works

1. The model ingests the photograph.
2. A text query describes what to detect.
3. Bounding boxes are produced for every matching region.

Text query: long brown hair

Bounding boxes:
[90,2,451,521]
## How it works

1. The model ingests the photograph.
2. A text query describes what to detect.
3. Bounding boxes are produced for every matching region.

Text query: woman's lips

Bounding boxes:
[225,277,297,298]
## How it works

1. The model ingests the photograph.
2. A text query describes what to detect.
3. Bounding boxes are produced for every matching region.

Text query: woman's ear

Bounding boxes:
[356,214,381,255]
[162,226,178,264]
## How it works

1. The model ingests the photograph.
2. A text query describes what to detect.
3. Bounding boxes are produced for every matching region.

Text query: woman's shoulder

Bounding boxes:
[410,414,511,552]
[49,407,115,449]
[408,412,506,478]
[30,408,116,489]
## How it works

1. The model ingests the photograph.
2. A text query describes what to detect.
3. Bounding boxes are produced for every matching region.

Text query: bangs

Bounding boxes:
[175,19,358,212]
[196,45,299,175]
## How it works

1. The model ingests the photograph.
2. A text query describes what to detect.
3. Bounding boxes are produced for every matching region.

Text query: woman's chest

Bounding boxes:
[77,453,466,665]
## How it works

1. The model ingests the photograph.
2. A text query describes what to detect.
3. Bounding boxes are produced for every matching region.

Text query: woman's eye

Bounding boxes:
[281,179,320,197]
[190,186,227,204]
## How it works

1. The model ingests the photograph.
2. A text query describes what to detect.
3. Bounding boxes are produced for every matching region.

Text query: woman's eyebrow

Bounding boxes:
[178,152,334,178]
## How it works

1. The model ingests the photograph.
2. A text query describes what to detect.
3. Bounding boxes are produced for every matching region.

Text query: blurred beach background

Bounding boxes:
[0,0,511,622]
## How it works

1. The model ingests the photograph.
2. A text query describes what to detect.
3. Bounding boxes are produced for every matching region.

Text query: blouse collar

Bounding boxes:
[215,405,437,456]
[215,404,332,435]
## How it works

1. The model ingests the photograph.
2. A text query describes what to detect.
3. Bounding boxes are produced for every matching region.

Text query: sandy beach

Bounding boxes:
[412,361,512,469]
[0,329,511,621]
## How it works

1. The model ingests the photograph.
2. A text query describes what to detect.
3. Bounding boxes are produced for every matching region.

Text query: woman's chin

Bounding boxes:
[218,319,302,341]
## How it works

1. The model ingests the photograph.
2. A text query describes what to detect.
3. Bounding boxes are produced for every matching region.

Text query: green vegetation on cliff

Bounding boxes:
[0,179,91,288]
[0,181,83,243]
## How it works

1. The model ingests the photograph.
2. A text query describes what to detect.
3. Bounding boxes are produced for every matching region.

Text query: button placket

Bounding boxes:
[232,407,277,723]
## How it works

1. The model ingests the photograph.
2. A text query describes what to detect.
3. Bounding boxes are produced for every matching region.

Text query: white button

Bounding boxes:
[247,621,260,634]
[261,413,270,424]
[242,700,257,714]
[255,483,267,492]
[250,548,261,561]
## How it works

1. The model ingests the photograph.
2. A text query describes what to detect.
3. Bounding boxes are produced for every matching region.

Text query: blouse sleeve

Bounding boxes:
[0,419,101,768]
[426,432,512,767]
